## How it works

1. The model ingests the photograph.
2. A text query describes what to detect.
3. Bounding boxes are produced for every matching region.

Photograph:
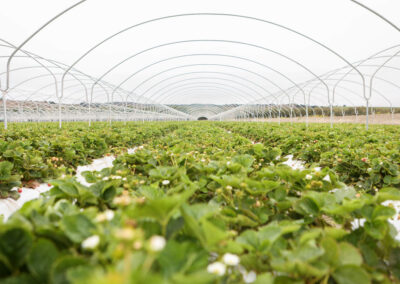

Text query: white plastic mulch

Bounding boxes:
[352,200,400,241]
[282,155,305,170]
[0,147,138,220]
[281,155,400,240]
[0,184,52,220]
[383,201,400,240]
[75,155,116,187]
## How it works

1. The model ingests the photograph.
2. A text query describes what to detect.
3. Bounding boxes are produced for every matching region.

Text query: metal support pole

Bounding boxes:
[4,1,87,130]
[2,90,8,129]
[88,101,92,126]
[366,99,370,130]
[58,98,62,128]
[350,0,400,32]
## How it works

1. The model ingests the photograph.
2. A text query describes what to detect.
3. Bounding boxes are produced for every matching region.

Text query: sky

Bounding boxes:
[1,0,400,107]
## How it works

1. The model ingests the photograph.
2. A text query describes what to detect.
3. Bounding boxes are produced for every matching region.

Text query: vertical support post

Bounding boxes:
[36,103,40,123]
[365,99,369,130]
[2,90,8,130]
[88,102,91,127]
[305,93,310,128]
[108,103,112,127]
[278,107,281,125]
[305,104,309,128]
[124,103,127,125]
[58,98,62,128]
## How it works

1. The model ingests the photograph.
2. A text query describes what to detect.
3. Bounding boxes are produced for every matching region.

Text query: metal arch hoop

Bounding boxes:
[90,51,306,105]
[59,13,366,124]
[349,0,400,32]
[147,78,290,113]
[61,12,363,99]
[1,7,398,125]
[135,67,285,101]
[82,38,321,123]
[158,89,296,119]
[146,79,302,117]
[96,39,325,125]
[4,0,87,91]
[1,0,87,129]
[91,52,304,105]
[154,82,262,105]
[164,91,296,120]
[104,39,326,105]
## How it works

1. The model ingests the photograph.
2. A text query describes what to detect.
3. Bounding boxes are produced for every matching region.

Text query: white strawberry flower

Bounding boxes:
[102,177,109,181]
[305,174,312,180]
[367,168,372,172]
[207,262,226,276]
[222,253,240,266]
[105,210,114,220]
[162,180,170,185]
[243,271,257,283]
[82,235,100,250]
[314,167,321,172]
[149,235,166,252]
[323,175,331,182]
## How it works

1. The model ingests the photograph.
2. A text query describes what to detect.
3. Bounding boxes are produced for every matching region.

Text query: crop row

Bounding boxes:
[218,122,400,192]
[0,122,399,283]
[0,122,178,198]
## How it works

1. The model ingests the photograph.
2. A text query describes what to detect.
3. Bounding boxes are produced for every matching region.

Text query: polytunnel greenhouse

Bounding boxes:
[0,0,400,283]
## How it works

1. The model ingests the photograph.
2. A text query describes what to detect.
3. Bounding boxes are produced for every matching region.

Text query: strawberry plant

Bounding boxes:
[0,122,399,283]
